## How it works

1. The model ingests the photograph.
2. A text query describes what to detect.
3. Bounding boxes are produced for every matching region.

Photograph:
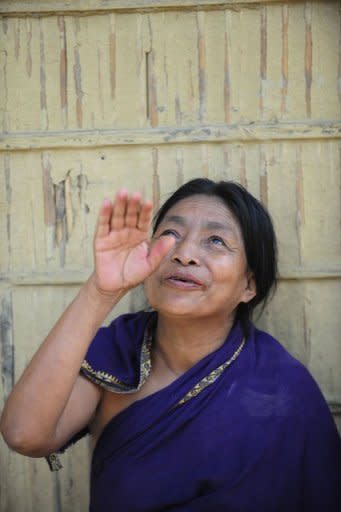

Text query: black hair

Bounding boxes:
[152,178,278,336]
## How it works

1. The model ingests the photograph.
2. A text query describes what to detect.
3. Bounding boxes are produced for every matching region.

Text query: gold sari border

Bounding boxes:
[176,337,246,406]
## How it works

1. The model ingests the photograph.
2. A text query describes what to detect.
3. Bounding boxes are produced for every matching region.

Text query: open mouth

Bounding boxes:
[164,273,204,288]
[168,276,199,285]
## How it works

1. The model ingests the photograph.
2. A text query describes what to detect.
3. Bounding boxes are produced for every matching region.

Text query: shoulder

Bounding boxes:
[80,310,155,392]
[251,331,341,506]
[249,326,334,421]
[84,310,152,362]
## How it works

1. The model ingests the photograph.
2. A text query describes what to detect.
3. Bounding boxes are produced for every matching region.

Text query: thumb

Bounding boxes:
[147,237,175,272]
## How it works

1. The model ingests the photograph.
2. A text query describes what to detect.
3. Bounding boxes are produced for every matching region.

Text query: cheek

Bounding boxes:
[211,260,248,288]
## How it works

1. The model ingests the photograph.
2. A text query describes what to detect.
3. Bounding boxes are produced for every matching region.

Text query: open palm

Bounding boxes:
[93,190,174,294]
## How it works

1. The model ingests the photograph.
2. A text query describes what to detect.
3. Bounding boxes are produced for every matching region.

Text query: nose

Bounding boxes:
[171,239,200,266]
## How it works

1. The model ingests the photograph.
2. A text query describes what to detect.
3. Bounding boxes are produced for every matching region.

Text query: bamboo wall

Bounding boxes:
[0,1,340,510]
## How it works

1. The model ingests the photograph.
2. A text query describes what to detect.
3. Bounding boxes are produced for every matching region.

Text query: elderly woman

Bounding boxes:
[1,179,340,511]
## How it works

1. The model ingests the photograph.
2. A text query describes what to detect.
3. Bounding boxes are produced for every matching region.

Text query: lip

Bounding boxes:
[162,270,205,288]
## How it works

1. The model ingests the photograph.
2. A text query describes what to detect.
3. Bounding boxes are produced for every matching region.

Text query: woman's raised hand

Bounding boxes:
[92,190,174,295]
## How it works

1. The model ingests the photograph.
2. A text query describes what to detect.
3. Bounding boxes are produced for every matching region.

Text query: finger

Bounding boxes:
[147,236,176,272]
[111,189,128,230]
[137,200,153,232]
[95,199,113,238]
[125,192,142,228]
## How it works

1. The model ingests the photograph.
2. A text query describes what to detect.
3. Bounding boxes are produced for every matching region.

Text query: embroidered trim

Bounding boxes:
[139,328,153,389]
[176,337,246,406]
[80,317,153,394]
[80,360,132,392]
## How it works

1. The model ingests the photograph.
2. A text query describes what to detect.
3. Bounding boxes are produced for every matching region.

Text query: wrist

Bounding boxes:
[81,274,126,317]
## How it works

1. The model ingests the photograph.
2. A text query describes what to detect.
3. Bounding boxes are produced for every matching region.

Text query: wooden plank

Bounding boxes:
[257,280,309,365]
[145,11,201,127]
[0,17,41,132]
[229,6,261,122]
[299,141,340,266]
[0,290,15,512]
[309,2,340,119]
[57,442,91,512]
[113,13,149,126]
[264,4,283,120]
[304,280,341,404]
[286,3,308,119]
[0,437,55,512]
[1,121,340,151]
[0,155,11,273]
[0,290,14,407]
[0,0,295,15]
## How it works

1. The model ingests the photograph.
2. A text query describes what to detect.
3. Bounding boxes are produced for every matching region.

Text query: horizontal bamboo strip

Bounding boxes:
[2,265,341,286]
[1,122,340,151]
[0,0,295,15]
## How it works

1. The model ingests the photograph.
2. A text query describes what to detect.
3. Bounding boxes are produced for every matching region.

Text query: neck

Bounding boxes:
[153,313,235,376]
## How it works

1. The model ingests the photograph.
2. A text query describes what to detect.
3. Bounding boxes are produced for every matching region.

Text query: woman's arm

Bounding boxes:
[0,276,121,457]
[0,190,174,456]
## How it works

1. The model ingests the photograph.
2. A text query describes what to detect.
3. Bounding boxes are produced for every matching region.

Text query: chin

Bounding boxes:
[147,297,197,317]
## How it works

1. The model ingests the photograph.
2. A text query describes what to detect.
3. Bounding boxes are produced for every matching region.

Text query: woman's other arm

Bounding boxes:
[0,191,174,457]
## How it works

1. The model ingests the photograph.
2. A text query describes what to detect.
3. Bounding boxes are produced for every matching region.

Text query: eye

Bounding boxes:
[208,235,226,247]
[159,228,179,239]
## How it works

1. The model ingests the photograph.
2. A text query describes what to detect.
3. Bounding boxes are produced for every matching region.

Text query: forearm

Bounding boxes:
[0,274,125,451]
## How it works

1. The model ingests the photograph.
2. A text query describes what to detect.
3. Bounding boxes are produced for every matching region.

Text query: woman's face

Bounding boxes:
[144,195,256,323]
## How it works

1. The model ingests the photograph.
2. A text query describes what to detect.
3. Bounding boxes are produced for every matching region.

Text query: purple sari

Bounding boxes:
[73,311,340,511]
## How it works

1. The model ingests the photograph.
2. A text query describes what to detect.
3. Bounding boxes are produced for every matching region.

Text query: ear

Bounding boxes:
[240,273,256,304]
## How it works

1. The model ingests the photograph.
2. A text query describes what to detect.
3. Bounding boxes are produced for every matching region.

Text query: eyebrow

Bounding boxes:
[162,215,238,236]
[163,215,186,226]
